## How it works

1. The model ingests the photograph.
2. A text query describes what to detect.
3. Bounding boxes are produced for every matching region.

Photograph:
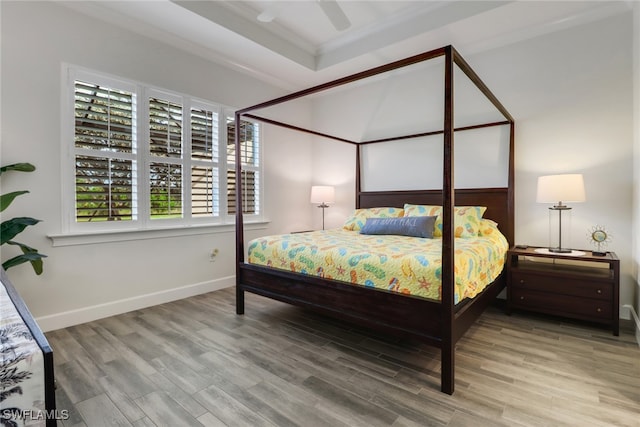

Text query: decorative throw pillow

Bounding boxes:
[342,207,404,231]
[403,204,487,238]
[360,216,437,238]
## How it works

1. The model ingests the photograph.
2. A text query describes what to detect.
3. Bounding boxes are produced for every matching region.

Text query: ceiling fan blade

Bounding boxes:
[317,0,351,31]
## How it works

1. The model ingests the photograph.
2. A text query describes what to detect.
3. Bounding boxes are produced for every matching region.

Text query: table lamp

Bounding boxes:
[310,185,335,230]
[536,174,585,253]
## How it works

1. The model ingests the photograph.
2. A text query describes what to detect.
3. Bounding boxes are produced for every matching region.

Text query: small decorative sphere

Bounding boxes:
[587,225,611,253]
[591,229,607,243]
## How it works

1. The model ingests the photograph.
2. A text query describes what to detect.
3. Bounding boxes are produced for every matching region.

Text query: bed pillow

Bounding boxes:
[403,204,487,238]
[342,207,404,231]
[360,216,437,238]
[403,204,441,218]
[478,218,500,237]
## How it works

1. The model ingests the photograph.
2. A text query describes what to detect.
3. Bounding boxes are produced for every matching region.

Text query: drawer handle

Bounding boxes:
[596,308,602,313]
[519,296,525,300]
[519,279,525,284]
[596,289,602,294]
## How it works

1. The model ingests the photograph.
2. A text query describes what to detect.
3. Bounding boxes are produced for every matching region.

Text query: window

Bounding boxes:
[73,79,137,223]
[65,67,262,234]
[191,107,220,218]
[227,117,261,216]
[148,92,184,220]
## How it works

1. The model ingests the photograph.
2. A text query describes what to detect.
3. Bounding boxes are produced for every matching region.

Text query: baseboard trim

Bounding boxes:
[621,304,640,347]
[36,276,235,332]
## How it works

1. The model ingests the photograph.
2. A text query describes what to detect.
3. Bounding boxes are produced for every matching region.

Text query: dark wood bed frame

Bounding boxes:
[234,45,514,394]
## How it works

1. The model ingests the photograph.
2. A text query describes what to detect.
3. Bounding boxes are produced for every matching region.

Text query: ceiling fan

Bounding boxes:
[257,0,351,31]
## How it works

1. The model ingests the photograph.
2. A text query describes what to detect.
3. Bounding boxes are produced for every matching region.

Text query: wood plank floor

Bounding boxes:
[46,288,639,427]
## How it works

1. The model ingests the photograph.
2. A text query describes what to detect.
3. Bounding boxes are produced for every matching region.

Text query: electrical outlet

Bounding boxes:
[209,248,219,262]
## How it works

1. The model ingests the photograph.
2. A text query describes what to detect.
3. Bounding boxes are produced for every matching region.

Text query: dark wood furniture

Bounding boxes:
[507,246,620,335]
[234,45,515,394]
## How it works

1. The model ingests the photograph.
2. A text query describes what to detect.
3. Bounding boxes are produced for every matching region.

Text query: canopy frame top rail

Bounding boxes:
[236,45,513,145]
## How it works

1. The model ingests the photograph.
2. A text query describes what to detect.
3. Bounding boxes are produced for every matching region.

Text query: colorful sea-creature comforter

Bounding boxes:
[247,222,509,303]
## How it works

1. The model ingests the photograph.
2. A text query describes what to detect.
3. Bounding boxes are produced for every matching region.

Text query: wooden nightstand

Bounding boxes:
[507,246,620,335]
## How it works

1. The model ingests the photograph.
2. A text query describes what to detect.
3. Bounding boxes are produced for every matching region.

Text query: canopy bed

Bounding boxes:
[234,45,514,394]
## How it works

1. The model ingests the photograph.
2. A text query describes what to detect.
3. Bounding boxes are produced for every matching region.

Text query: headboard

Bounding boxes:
[357,188,513,245]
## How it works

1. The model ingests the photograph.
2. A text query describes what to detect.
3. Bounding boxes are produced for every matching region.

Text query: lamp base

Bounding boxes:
[535,248,586,256]
[592,251,607,257]
[548,247,572,254]
[317,204,328,230]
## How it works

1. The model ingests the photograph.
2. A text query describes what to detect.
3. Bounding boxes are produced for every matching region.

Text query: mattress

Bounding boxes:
[247,220,508,303]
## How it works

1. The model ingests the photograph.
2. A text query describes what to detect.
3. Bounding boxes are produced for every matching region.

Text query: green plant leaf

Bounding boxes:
[1,162,44,276]
[0,163,46,275]
[4,241,46,275]
[0,163,36,175]
[2,252,46,274]
[6,239,38,253]
[0,190,29,212]
[1,217,41,245]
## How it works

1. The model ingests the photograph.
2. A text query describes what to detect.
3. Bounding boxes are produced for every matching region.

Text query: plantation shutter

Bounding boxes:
[69,67,260,231]
[191,108,219,217]
[74,81,135,222]
[227,118,259,215]
[149,97,183,219]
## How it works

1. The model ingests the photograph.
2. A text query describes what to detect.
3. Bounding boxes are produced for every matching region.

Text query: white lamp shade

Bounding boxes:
[536,174,586,204]
[310,186,335,204]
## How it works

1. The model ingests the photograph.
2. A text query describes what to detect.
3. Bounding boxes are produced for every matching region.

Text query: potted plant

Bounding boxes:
[1,162,46,274]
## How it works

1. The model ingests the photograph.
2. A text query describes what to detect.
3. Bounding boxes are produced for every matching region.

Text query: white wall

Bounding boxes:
[0,1,313,330]
[632,2,640,342]
[309,137,356,230]
[308,59,510,226]
[311,12,636,314]
[477,12,634,317]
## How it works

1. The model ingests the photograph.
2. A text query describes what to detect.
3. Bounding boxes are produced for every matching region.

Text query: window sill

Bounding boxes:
[47,220,270,247]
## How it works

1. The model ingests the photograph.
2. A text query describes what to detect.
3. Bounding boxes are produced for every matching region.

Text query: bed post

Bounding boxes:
[441,45,455,395]
[355,144,362,208]
[508,121,515,245]
[235,111,245,315]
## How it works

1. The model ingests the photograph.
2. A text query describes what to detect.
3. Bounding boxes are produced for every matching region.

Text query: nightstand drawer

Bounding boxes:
[511,288,612,320]
[511,271,612,300]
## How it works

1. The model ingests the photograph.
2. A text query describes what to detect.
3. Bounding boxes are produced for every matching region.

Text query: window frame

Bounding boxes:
[60,65,264,238]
